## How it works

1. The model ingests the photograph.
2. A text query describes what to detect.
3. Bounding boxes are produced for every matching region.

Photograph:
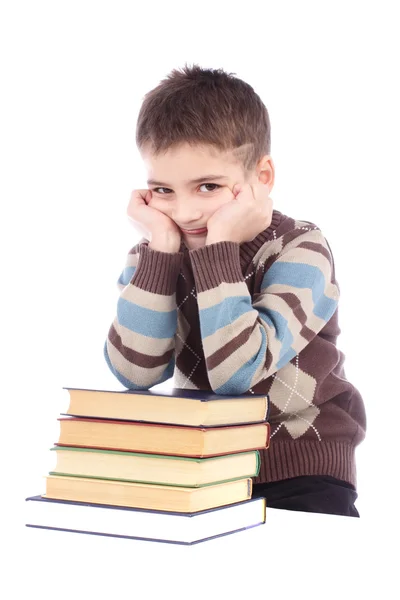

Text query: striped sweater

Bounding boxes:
[104,209,366,487]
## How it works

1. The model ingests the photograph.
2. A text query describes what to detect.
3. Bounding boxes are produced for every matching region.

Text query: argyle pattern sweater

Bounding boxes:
[104,210,366,487]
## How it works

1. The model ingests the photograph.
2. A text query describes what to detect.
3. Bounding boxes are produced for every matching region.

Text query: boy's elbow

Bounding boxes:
[103,341,150,390]
[103,340,174,391]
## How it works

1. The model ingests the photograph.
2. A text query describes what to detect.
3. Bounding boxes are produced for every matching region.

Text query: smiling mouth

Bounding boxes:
[180,227,208,235]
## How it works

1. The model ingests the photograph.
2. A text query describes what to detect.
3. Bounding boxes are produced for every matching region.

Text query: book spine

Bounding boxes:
[264,394,270,421]
[247,479,252,498]
[255,450,261,476]
[265,423,271,449]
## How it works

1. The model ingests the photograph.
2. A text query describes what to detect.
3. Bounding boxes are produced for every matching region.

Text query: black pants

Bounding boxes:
[252,475,360,517]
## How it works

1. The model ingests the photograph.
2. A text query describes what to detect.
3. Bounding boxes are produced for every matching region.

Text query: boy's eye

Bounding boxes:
[199,183,220,192]
[152,184,221,195]
[153,187,172,194]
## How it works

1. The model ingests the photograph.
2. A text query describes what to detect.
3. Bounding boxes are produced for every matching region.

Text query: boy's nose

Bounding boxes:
[171,203,203,225]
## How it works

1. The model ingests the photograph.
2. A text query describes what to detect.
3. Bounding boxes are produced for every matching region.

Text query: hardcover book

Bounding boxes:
[56,418,270,457]
[44,475,253,512]
[62,387,270,427]
[25,495,266,545]
[50,446,261,487]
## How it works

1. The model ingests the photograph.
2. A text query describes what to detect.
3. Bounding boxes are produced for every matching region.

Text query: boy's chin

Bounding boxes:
[183,235,207,251]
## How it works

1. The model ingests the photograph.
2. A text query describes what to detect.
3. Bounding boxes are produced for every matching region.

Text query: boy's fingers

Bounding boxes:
[251,182,272,201]
[130,189,151,204]
[127,189,150,215]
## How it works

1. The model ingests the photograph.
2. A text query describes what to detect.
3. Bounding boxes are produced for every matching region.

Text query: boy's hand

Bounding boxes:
[206,183,273,245]
[127,189,182,253]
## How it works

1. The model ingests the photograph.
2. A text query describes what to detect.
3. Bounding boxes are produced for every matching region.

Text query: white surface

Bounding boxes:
[2,2,399,597]
[2,0,398,527]
[9,505,394,600]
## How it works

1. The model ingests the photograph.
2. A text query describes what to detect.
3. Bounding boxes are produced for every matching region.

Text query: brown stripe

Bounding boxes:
[255,236,331,291]
[108,324,174,368]
[297,240,336,284]
[281,227,316,248]
[272,292,323,342]
[264,345,274,373]
[299,324,315,342]
[266,291,315,343]
[297,240,332,263]
[206,322,275,375]
[273,292,307,324]
[206,325,255,371]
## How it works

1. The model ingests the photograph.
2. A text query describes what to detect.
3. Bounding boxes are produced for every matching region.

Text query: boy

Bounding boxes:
[104,64,366,517]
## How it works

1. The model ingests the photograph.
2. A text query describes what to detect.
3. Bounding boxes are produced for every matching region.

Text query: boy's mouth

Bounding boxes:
[180,227,208,236]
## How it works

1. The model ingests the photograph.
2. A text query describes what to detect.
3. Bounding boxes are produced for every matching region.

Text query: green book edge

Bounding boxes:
[50,446,260,468]
[49,448,261,487]
[48,472,257,488]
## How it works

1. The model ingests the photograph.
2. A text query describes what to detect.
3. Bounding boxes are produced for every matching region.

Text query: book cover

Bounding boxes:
[49,446,261,487]
[25,495,266,545]
[55,418,270,457]
[44,475,253,512]
[65,386,269,403]
[62,387,270,427]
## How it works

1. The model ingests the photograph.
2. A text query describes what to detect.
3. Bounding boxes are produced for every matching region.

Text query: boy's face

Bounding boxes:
[142,143,273,250]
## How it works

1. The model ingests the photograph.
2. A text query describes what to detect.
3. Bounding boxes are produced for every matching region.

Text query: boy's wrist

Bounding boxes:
[133,243,184,295]
[206,235,236,245]
[189,240,243,293]
[149,234,181,253]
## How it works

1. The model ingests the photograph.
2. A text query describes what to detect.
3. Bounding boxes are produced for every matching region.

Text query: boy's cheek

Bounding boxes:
[205,198,233,223]
[148,196,166,211]
[218,194,236,209]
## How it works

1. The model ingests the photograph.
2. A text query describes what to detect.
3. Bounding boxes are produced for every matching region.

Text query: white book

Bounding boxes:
[25,495,266,545]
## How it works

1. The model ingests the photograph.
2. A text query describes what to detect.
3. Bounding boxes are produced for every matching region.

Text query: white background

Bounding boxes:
[2,0,399,592]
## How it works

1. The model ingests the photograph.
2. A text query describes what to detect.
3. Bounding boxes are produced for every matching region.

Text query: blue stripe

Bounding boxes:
[258,309,294,362]
[103,341,175,390]
[262,261,322,293]
[214,328,267,395]
[313,293,338,321]
[117,297,177,338]
[118,266,136,287]
[199,296,252,339]
[207,261,340,392]
[258,308,293,343]
[276,347,298,370]
[262,261,337,320]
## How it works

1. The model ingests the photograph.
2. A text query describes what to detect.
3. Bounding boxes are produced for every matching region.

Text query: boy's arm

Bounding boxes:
[104,240,184,389]
[189,228,339,394]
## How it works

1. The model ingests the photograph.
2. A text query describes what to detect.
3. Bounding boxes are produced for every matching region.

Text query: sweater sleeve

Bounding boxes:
[189,228,340,394]
[104,239,184,389]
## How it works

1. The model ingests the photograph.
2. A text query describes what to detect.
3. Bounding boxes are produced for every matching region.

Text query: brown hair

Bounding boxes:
[135,63,271,175]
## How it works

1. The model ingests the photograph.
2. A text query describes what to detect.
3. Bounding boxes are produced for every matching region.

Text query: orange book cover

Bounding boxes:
[55,418,270,458]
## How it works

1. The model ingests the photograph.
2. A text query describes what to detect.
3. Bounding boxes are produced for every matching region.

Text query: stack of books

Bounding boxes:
[26,387,270,545]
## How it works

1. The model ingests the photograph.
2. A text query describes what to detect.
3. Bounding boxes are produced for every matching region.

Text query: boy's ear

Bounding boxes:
[257,155,274,190]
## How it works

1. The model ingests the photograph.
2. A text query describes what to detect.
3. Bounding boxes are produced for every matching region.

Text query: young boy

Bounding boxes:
[104,64,366,517]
